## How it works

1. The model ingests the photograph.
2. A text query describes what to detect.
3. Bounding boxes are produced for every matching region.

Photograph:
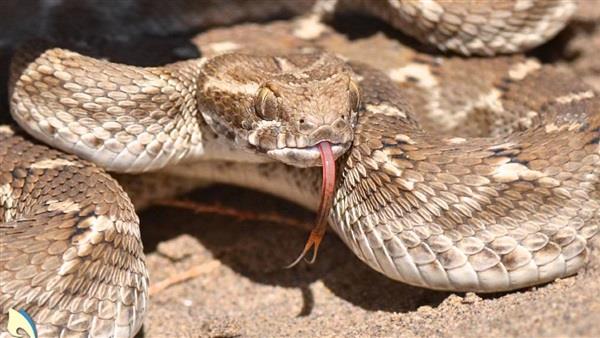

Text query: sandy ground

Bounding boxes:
[138,185,599,338]
[136,3,600,337]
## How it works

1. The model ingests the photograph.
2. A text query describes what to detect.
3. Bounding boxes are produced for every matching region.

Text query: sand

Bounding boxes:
[139,183,599,338]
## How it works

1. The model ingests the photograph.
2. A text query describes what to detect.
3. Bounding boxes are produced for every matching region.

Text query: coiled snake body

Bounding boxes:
[1,1,599,337]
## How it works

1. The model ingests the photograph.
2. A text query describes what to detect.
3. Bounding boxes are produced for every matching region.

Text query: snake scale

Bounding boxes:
[1,0,599,337]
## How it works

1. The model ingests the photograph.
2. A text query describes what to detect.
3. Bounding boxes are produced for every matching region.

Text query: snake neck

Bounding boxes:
[159,160,323,212]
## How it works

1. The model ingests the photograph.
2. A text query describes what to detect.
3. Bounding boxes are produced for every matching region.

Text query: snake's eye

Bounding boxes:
[255,87,279,120]
[349,80,361,111]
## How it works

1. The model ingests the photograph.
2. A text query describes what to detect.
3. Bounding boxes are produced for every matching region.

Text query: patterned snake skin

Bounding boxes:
[1,1,599,337]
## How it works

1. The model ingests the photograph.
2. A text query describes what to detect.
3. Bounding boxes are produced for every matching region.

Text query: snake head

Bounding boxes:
[198,52,360,167]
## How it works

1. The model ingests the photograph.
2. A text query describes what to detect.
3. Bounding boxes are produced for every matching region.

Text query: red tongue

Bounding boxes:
[287,141,336,268]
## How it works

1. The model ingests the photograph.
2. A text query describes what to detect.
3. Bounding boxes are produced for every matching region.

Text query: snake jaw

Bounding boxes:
[287,141,336,268]
[266,142,348,167]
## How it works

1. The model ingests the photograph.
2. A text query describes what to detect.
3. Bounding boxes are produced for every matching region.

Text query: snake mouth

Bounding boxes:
[266,141,349,167]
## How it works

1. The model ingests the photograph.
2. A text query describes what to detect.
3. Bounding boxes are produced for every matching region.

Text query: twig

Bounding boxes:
[149,260,221,296]
[154,199,312,231]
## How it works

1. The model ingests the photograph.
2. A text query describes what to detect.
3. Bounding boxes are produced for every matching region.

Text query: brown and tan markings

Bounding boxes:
[1,1,599,337]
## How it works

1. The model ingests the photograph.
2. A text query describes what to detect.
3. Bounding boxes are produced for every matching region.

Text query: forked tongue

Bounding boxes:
[286,141,336,268]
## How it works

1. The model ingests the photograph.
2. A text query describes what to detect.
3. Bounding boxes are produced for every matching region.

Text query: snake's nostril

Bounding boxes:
[298,118,317,132]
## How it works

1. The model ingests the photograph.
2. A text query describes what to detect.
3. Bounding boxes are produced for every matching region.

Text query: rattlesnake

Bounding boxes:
[1,1,599,337]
